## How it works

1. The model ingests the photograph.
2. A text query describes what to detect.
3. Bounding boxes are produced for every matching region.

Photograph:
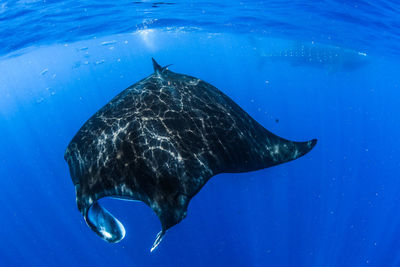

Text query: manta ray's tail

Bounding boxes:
[152,58,172,73]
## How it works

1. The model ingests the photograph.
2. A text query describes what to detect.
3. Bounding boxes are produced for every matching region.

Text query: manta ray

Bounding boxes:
[64,58,317,251]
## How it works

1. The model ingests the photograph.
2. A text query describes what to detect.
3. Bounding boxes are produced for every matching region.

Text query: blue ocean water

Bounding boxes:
[1,1,400,266]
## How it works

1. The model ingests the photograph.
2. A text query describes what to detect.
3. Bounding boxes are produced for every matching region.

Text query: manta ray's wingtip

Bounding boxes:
[309,138,318,148]
[299,138,318,157]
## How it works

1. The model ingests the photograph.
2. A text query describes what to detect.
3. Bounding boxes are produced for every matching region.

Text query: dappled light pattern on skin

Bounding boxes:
[64,58,317,251]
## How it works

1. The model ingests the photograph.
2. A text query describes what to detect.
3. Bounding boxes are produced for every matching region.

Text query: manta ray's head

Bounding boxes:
[64,142,189,251]
[64,145,127,244]
[75,184,126,244]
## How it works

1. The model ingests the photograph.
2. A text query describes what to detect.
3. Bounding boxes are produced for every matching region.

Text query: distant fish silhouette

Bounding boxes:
[260,41,368,71]
[64,59,317,251]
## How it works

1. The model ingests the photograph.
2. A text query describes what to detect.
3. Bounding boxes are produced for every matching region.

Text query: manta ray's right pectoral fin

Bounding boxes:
[85,202,126,243]
[268,138,317,166]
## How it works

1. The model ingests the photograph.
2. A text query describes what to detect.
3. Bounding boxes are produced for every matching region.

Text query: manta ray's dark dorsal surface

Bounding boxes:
[64,58,317,251]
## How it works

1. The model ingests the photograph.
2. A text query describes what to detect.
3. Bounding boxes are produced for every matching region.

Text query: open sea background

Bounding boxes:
[1,1,400,266]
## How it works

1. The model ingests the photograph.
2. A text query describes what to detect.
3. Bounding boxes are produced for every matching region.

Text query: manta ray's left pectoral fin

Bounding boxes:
[86,202,126,243]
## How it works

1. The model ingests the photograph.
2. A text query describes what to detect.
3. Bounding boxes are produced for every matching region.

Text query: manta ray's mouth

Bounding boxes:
[86,201,126,243]
[84,197,166,252]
